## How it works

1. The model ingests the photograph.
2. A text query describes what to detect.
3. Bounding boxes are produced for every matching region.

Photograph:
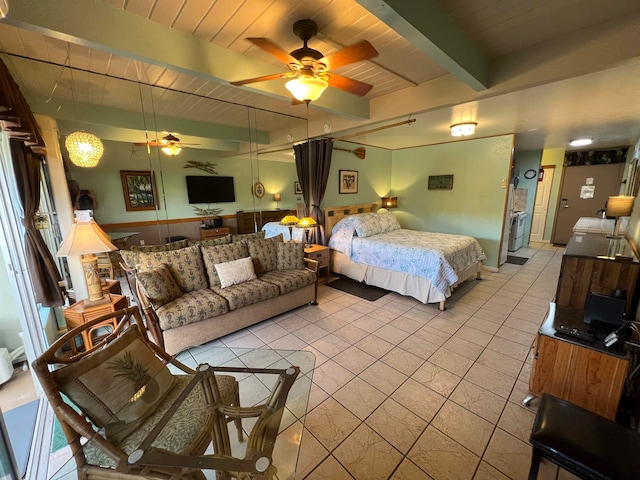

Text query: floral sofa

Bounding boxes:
[120,233,317,355]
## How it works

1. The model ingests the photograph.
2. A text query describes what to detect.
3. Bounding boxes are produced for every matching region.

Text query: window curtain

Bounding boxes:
[294,138,333,245]
[10,140,64,307]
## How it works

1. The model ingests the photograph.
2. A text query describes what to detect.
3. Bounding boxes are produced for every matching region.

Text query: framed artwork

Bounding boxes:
[339,170,358,194]
[294,181,303,194]
[120,170,157,211]
[252,181,265,198]
[428,174,454,190]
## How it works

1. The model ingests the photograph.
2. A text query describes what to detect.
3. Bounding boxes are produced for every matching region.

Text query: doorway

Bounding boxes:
[530,166,555,243]
[551,163,625,244]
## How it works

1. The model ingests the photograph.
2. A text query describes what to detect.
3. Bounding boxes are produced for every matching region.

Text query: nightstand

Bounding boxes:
[304,244,330,281]
[200,227,230,240]
[63,294,129,353]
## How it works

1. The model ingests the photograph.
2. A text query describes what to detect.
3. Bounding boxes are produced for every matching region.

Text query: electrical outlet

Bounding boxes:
[140,239,145,245]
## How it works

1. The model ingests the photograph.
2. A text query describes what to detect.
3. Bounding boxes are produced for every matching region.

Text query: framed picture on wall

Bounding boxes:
[294,181,303,194]
[339,170,358,194]
[120,170,158,211]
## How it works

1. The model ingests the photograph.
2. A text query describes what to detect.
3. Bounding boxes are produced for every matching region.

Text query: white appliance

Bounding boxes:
[0,346,24,385]
[509,212,528,251]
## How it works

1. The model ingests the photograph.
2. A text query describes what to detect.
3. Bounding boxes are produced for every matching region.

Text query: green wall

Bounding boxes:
[390,135,515,268]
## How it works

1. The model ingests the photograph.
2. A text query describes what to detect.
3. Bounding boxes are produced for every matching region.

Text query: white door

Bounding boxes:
[530,166,555,243]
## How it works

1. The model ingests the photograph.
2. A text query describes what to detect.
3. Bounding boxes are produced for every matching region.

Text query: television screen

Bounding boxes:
[186,176,236,204]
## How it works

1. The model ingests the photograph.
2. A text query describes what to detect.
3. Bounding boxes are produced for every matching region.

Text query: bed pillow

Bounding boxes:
[215,257,257,288]
[377,211,401,233]
[328,227,355,257]
[351,213,383,237]
[135,264,183,308]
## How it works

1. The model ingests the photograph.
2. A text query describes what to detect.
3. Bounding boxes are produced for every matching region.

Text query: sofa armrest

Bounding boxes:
[304,257,319,275]
[134,279,166,350]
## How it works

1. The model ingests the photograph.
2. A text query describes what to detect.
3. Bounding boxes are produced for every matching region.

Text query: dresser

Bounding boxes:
[236,210,292,234]
[200,227,230,240]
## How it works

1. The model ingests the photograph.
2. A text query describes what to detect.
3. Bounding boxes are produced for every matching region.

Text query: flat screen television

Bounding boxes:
[186,176,235,204]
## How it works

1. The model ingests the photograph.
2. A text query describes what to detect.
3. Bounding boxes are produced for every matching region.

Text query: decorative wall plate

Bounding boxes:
[524,169,537,179]
[252,181,265,198]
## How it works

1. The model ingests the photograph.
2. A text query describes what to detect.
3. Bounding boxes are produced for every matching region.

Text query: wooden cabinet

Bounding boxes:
[200,227,230,240]
[556,233,640,314]
[236,210,292,234]
[304,244,329,281]
[63,294,129,353]
[529,304,630,419]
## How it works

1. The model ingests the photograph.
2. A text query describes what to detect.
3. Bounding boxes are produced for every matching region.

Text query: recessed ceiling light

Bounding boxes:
[569,138,592,147]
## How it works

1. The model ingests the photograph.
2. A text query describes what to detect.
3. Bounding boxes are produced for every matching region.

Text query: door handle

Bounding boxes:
[561,198,570,209]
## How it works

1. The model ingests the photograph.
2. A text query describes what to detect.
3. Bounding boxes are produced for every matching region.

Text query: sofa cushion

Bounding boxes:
[215,257,257,288]
[156,289,229,330]
[187,234,232,247]
[231,231,265,243]
[201,243,249,288]
[134,246,208,292]
[55,325,176,443]
[277,241,305,270]
[130,239,188,252]
[212,279,279,310]
[136,264,183,309]
[247,235,283,274]
[260,269,317,295]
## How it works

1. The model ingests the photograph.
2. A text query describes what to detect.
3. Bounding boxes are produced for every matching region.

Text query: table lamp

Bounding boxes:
[296,217,318,248]
[279,214,299,241]
[57,210,117,306]
[606,195,634,237]
[273,193,281,210]
[381,196,398,208]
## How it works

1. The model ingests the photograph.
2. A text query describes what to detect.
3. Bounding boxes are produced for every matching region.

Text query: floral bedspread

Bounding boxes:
[331,229,486,295]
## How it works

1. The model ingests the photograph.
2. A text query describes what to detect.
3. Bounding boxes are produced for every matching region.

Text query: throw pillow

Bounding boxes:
[201,242,250,287]
[130,239,188,252]
[187,234,232,247]
[55,325,176,443]
[134,246,208,292]
[277,241,305,270]
[135,264,183,309]
[231,231,266,243]
[246,234,283,274]
[215,257,257,288]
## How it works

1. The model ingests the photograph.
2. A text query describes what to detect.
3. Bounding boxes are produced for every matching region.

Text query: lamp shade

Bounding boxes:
[381,196,398,208]
[273,193,281,202]
[285,74,328,102]
[296,217,317,228]
[606,196,635,217]
[65,131,104,167]
[280,215,300,226]
[450,122,477,137]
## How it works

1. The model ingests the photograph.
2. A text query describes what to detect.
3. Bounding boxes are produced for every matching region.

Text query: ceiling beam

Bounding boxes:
[2,0,370,119]
[355,0,489,91]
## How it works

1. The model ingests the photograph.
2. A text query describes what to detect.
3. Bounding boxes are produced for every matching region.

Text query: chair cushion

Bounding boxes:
[201,243,249,288]
[247,235,283,274]
[156,289,229,331]
[277,241,305,270]
[84,374,238,468]
[231,231,266,243]
[54,326,176,443]
[212,279,279,310]
[136,264,183,308]
[260,269,316,295]
[215,257,257,288]
[134,246,208,292]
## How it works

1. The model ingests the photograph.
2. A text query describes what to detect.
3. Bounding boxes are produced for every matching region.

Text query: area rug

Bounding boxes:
[4,399,38,477]
[506,255,528,265]
[326,276,389,301]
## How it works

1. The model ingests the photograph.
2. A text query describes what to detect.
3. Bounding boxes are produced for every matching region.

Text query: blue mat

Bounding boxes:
[4,400,38,477]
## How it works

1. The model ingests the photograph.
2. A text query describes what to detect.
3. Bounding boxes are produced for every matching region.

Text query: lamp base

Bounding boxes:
[82,295,111,307]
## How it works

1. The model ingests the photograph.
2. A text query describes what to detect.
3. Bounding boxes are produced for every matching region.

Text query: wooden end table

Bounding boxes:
[304,244,330,282]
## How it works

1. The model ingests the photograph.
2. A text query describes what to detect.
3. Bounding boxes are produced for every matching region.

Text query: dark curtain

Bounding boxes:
[10,140,64,307]
[294,138,333,245]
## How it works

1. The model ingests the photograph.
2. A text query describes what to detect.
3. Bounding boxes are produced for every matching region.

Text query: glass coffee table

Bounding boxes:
[49,346,315,480]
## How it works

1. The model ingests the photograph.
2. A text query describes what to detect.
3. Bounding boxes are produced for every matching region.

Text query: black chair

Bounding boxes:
[528,394,640,480]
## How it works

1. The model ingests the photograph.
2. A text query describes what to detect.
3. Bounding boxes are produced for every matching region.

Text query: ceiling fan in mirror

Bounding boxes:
[133,133,199,156]
[231,19,379,103]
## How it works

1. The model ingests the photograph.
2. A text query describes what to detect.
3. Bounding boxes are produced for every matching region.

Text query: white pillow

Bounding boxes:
[214,257,257,288]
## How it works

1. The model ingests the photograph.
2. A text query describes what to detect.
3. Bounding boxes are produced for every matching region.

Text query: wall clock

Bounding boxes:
[524,169,537,179]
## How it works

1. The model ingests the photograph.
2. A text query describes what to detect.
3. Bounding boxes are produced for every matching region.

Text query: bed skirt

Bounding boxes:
[330,251,481,305]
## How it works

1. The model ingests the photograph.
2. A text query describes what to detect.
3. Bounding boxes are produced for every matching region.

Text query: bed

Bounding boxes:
[325,203,486,310]
[262,221,304,241]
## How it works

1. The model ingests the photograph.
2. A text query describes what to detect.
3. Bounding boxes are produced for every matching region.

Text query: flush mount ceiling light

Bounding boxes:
[285,71,328,103]
[569,138,593,147]
[450,122,477,137]
[65,131,104,167]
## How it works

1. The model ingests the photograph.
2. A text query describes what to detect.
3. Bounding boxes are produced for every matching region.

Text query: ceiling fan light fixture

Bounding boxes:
[65,131,104,167]
[450,122,477,137]
[161,144,182,156]
[285,75,328,102]
[569,138,593,147]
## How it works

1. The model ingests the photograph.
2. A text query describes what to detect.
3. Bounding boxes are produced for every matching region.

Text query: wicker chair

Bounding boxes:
[33,306,242,480]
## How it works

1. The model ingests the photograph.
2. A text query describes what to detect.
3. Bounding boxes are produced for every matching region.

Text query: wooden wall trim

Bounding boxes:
[101,214,236,230]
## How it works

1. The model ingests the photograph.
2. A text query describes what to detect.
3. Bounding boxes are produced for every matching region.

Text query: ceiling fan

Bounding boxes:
[133,133,198,156]
[231,19,379,102]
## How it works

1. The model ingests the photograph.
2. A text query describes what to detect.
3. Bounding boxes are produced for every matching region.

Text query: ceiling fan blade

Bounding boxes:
[316,40,378,71]
[133,140,160,147]
[326,73,374,96]
[230,72,290,87]
[247,38,300,66]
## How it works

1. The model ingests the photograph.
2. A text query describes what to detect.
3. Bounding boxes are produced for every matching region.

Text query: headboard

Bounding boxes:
[324,203,378,241]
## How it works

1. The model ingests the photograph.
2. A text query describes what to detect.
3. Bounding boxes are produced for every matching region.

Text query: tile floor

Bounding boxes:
[173,242,577,480]
[49,242,578,480]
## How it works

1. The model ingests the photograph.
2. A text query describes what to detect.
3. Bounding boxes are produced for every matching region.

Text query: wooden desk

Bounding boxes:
[200,227,230,240]
[63,294,128,353]
[528,303,630,419]
[305,244,329,282]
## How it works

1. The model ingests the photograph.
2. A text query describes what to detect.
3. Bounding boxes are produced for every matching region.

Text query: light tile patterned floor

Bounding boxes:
[179,242,580,480]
